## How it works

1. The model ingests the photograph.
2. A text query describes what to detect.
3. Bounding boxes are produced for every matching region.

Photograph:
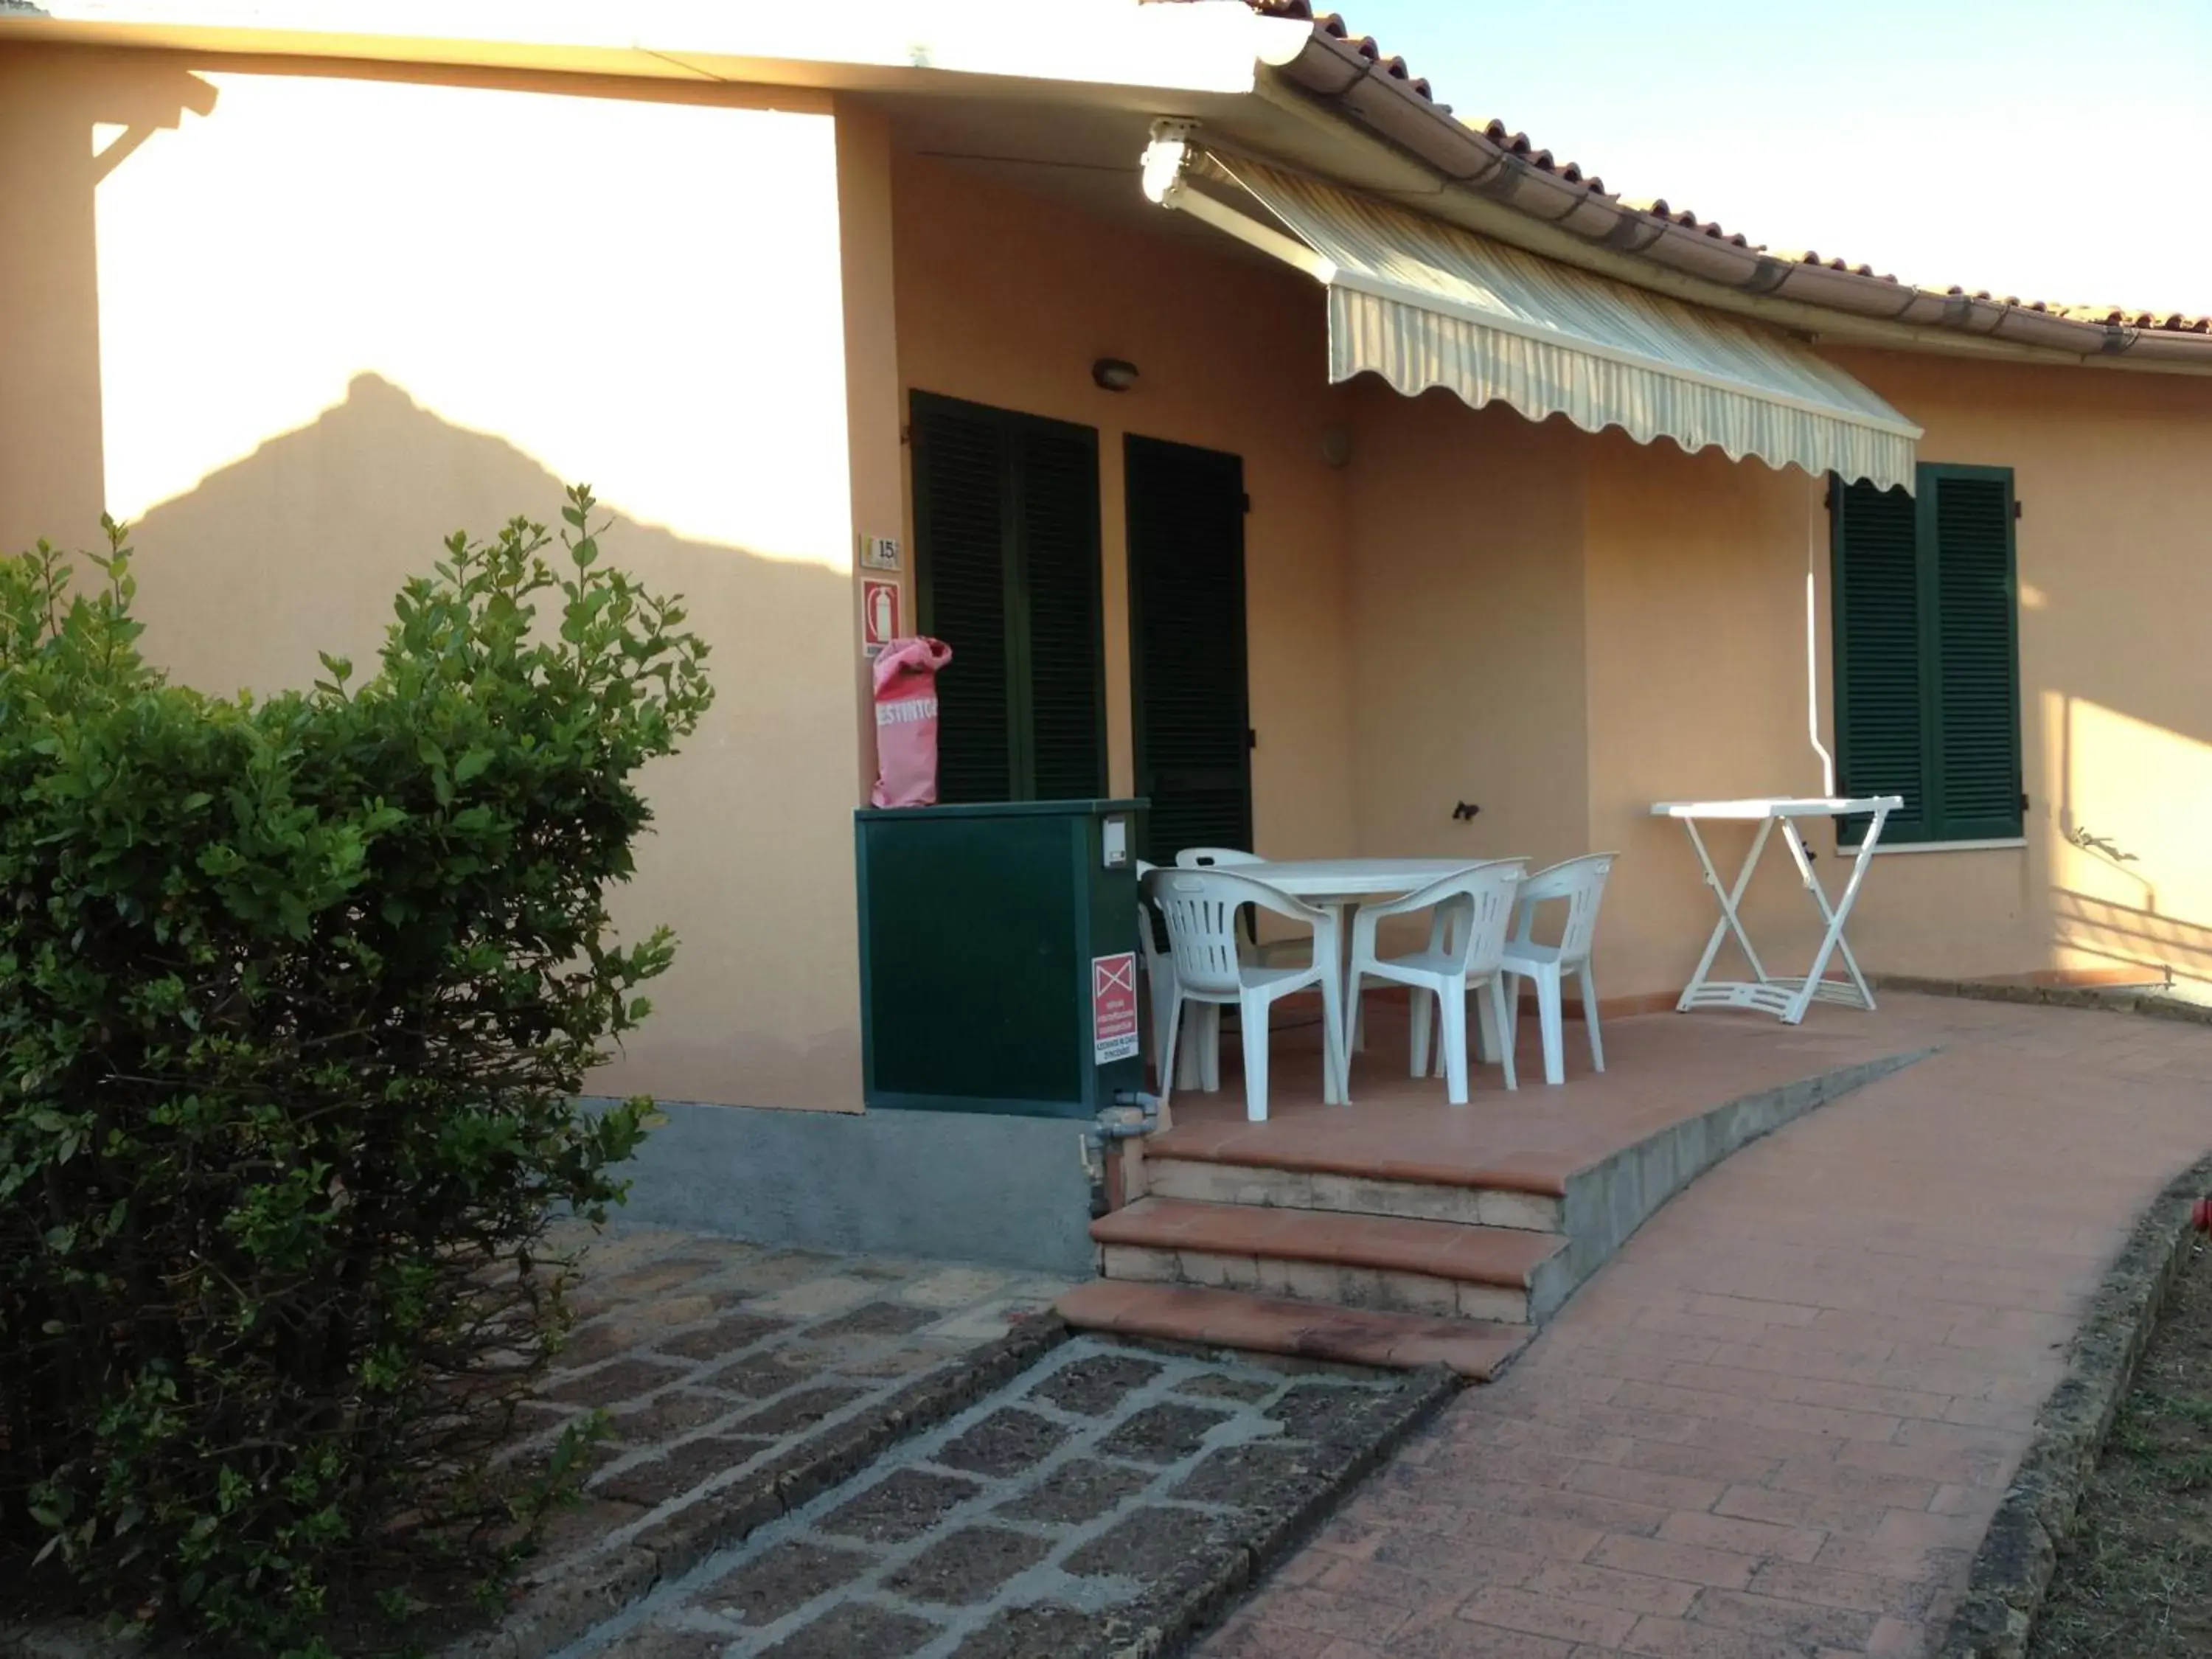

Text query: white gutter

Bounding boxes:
[1807,503,1835,798]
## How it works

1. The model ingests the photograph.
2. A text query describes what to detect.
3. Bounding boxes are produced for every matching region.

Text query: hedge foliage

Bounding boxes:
[0,489,712,1652]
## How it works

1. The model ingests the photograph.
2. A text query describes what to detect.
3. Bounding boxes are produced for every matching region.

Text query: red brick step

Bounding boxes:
[1092,1197,1563,1287]
[1056,1280,1530,1380]
[1091,1195,1566,1321]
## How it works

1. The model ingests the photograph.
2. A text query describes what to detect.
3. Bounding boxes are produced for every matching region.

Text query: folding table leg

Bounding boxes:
[1675,815,1776,1012]
[1781,805,1888,1023]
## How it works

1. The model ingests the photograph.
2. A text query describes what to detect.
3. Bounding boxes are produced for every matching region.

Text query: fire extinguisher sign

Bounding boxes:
[1091,953,1140,1065]
[861,577,902,658]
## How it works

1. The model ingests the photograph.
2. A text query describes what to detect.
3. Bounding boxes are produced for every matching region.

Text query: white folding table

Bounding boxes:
[1650,796,1902,1025]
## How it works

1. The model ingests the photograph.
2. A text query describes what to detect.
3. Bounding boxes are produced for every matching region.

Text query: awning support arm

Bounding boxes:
[1141,119,1335,284]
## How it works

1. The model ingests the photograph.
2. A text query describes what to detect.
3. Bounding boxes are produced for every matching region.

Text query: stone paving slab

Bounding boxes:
[450,1224,1075,1658]
[557,1335,1456,1659]
[0,1227,1074,1659]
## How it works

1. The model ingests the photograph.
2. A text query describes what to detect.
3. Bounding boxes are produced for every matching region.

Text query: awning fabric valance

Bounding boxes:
[1171,150,1921,493]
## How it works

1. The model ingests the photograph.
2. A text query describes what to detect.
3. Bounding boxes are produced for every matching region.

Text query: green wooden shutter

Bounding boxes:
[1926,466,2023,838]
[1015,418,1105,801]
[912,394,1015,804]
[1126,435,1252,864]
[911,392,1102,803]
[1832,478,1930,844]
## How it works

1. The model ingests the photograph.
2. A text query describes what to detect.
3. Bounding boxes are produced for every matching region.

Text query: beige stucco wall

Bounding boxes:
[1571,347,2212,1001]
[0,46,873,1108]
[1823,349,2212,992]
[1341,386,1590,875]
[888,153,1357,860]
[1580,431,1830,1001]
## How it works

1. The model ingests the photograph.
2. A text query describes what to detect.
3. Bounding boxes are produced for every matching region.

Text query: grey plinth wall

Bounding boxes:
[588,1099,1098,1277]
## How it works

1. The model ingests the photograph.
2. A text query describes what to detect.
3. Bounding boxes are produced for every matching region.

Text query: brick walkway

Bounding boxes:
[1208,995,2212,1659]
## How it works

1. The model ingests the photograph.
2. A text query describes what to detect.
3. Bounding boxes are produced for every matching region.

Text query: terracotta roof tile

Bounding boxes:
[1240,0,2212,335]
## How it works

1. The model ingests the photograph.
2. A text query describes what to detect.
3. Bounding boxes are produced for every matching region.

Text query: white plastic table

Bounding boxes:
[1239,858,1482,902]
[1179,858,1495,1093]
[1651,796,1902,1024]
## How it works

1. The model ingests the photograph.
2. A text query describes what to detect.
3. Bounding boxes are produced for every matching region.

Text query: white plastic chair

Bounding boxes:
[1499,853,1618,1087]
[1353,862,1525,1104]
[1172,848,1308,961]
[1134,860,1180,1092]
[1169,846,1314,1083]
[1150,866,1346,1121]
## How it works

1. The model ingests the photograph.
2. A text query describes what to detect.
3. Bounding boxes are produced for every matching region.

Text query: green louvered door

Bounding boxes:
[1126,434,1251,866]
[1832,464,2020,845]
[911,392,1103,803]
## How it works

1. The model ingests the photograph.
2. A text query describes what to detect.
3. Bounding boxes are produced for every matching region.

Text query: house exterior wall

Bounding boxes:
[1341,386,1590,878]
[1824,348,2212,994]
[10,33,2211,1118]
[1572,349,2212,1003]
[888,153,1358,862]
[881,145,2212,1009]
[0,45,874,1110]
[1580,431,1827,1003]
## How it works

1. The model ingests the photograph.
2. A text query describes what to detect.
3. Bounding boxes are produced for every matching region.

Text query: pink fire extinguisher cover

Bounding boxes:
[871,636,953,808]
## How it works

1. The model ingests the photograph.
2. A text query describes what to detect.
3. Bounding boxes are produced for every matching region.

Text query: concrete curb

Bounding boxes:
[1874,974,2212,1026]
[445,1313,1071,1659]
[1936,1149,2212,1659]
[1130,1362,1461,1658]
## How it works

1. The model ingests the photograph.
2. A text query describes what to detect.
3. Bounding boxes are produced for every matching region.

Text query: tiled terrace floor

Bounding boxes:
[1156,993,1933,1195]
[1206,993,2212,1658]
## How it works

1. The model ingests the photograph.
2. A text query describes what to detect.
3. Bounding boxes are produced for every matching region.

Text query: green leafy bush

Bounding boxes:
[0,488,712,1652]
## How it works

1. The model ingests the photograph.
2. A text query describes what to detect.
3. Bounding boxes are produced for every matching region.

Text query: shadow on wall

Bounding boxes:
[0,54,218,544]
[2050,891,2205,985]
[2048,689,2212,990]
[114,372,866,1109]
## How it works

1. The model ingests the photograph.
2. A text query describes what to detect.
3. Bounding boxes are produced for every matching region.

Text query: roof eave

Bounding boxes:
[0,0,1312,100]
[1269,23,2212,375]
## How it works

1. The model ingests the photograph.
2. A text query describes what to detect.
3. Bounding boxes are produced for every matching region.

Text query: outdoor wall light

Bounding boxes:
[1091,357,1139,392]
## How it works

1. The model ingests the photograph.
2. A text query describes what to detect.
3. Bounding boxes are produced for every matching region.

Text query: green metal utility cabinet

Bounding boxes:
[855,799,1146,1118]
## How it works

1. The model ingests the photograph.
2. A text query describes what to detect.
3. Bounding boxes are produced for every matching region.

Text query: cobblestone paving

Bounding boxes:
[484,1226,1073,1638]
[557,1337,1432,1659]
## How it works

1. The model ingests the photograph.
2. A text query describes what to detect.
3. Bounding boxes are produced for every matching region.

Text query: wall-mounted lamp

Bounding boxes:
[1091,357,1139,392]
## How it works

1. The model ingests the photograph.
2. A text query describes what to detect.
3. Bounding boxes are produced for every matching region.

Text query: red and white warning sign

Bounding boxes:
[1091,952,1139,1065]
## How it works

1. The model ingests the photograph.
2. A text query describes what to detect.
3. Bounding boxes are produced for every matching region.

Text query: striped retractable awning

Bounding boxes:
[1178,151,1921,493]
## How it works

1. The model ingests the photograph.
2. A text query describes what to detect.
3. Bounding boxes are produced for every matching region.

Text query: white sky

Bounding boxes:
[1343,0,2212,315]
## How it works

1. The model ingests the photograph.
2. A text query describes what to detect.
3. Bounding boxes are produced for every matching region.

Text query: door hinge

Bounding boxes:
[1246,728,1258,751]
[1239,493,1251,514]
[2013,500,2023,520]
[2020,790,2031,813]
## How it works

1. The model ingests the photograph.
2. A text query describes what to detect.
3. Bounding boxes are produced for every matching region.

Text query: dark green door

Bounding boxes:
[1125,434,1251,864]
